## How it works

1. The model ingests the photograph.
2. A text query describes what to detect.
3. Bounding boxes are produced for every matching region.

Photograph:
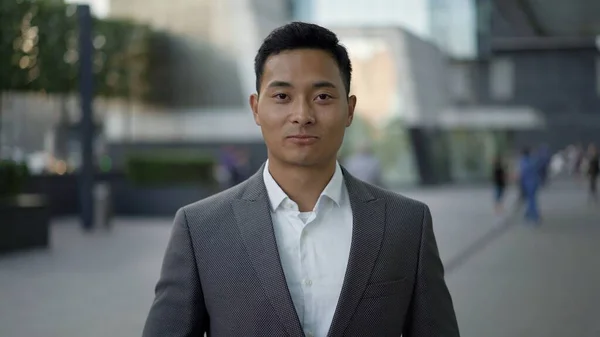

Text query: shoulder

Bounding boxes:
[179,180,249,221]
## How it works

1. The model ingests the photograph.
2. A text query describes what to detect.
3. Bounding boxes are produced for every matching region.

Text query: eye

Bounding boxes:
[315,93,333,101]
[273,93,289,100]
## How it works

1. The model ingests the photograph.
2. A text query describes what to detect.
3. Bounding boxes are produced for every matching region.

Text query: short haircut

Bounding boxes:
[254,22,352,95]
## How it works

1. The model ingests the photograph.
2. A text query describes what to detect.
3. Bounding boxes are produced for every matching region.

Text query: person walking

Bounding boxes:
[492,154,507,214]
[587,144,599,203]
[519,148,541,224]
[536,144,552,187]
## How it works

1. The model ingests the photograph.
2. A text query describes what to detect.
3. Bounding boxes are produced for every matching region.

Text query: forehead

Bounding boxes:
[261,49,343,87]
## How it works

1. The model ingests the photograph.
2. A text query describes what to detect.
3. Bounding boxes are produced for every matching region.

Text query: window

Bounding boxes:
[595,56,600,97]
[489,57,514,100]
[450,64,473,103]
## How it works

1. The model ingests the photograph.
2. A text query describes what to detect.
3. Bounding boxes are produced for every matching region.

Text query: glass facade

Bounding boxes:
[337,34,419,186]
[447,129,513,182]
[294,0,477,59]
[429,0,478,59]
[292,1,490,184]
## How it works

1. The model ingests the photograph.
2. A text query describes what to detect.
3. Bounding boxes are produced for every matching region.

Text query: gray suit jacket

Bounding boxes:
[143,167,460,337]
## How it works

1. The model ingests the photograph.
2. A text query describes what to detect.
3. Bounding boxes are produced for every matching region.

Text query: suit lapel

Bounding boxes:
[327,169,386,337]
[232,167,304,337]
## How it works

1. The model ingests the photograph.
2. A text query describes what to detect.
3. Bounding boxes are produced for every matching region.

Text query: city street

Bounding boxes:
[0,181,598,337]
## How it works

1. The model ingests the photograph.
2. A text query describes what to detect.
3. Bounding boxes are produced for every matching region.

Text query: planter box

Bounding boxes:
[0,194,50,255]
[111,180,215,216]
[23,175,79,216]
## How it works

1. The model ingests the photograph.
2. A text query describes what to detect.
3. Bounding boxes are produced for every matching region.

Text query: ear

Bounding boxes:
[346,95,357,127]
[250,94,260,126]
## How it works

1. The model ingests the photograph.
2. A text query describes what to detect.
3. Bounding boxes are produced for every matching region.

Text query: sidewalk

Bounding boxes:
[0,182,598,337]
[438,183,600,337]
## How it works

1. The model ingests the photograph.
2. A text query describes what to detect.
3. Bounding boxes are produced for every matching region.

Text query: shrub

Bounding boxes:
[125,153,216,187]
[0,160,30,199]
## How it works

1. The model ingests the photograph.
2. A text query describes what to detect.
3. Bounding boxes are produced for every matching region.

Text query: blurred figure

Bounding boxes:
[567,144,585,178]
[343,144,383,186]
[519,147,541,224]
[233,148,252,184]
[549,150,566,178]
[216,146,237,189]
[536,144,552,187]
[587,144,599,203]
[492,154,507,214]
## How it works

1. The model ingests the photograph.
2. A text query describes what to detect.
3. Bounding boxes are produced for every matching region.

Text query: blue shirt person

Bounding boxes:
[519,148,541,224]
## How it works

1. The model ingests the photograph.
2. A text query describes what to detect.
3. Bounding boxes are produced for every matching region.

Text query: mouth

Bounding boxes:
[286,134,319,145]
[287,135,319,139]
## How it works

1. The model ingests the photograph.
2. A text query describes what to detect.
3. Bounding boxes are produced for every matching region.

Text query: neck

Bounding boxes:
[267,158,337,212]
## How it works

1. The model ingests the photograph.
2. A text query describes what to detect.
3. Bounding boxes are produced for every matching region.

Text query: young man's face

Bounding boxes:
[250,49,356,168]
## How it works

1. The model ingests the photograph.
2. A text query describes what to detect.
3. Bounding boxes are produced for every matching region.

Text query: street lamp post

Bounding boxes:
[78,5,94,231]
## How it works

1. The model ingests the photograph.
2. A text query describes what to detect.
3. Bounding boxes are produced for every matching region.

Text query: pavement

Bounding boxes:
[0,180,598,337]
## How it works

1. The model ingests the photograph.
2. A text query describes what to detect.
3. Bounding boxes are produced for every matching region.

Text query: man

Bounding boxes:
[143,22,459,337]
[518,147,541,224]
[587,143,599,203]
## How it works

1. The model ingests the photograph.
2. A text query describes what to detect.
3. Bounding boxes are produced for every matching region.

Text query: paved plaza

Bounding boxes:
[0,181,598,337]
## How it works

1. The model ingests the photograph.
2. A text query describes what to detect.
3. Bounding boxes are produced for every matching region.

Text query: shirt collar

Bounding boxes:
[262,160,345,211]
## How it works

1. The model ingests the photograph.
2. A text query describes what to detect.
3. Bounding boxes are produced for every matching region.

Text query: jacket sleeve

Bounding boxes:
[142,208,208,337]
[403,205,460,337]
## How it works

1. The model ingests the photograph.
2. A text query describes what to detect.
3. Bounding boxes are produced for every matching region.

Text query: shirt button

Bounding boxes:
[306,332,314,337]
[304,279,313,287]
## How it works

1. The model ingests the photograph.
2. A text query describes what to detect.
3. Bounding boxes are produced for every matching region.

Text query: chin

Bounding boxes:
[269,148,336,168]
[284,154,332,168]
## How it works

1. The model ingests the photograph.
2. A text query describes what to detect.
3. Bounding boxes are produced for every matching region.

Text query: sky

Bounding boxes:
[64,0,110,18]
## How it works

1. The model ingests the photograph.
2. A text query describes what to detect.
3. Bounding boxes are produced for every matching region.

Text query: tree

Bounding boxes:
[0,0,153,157]
[0,0,152,97]
[93,18,151,100]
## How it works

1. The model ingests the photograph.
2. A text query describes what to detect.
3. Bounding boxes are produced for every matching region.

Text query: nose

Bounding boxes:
[290,98,315,125]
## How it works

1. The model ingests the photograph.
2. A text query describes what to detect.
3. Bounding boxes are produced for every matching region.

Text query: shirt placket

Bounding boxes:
[297,213,311,336]
[300,209,321,337]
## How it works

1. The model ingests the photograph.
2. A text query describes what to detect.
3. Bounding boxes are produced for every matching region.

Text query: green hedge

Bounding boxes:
[0,160,30,198]
[125,154,216,187]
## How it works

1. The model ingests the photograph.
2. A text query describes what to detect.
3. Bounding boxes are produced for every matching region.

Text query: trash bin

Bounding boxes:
[94,182,112,229]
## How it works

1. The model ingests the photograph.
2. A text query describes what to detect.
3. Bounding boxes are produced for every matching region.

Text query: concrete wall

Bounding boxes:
[147,33,245,108]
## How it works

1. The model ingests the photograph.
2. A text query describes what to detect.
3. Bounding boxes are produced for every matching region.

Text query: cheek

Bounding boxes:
[257,114,284,143]
[258,104,288,126]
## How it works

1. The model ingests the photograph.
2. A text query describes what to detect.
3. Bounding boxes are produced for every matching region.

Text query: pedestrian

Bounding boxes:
[143,22,459,337]
[492,154,507,214]
[519,147,541,224]
[587,144,599,203]
[536,144,551,187]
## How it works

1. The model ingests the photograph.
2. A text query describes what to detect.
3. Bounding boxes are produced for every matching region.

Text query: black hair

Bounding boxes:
[254,22,352,95]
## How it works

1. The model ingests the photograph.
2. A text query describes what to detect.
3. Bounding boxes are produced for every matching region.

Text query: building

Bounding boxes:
[109,0,293,107]
[292,0,477,59]
[453,0,600,151]
[325,27,451,185]
[291,1,543,184]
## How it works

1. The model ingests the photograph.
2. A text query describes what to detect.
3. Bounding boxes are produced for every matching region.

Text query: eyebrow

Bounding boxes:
[267,81,293,89]
[266,80,337,89]
[313,81,337,89]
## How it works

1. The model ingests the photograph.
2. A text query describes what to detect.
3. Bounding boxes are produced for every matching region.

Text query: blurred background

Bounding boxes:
[0,0,599,336]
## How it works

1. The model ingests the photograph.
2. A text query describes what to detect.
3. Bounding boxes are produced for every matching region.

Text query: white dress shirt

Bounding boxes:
[263,161,353,337]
